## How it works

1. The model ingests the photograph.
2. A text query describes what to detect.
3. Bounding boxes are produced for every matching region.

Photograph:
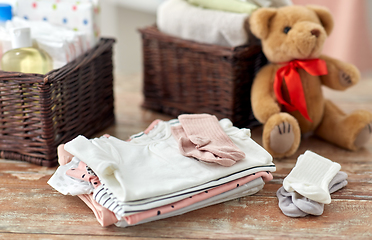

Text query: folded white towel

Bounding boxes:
[247,0,292,8]
[156,0,250,47]
[3,17,88,69]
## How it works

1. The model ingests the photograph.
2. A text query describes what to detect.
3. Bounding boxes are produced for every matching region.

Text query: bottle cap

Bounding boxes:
[0,4,12,22]
[10,27,32,49]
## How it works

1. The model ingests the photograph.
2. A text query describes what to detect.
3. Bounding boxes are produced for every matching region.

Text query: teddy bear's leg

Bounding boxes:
[315,100,372,151]
[262,113,301,158]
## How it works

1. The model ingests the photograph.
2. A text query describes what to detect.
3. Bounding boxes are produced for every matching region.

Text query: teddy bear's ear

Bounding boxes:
[248,8,277,40]
[306,5,334,36]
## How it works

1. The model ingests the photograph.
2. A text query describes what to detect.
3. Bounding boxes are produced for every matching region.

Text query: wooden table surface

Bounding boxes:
[1,74,372,239]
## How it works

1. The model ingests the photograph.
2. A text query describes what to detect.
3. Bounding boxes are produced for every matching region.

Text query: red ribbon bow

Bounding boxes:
[274,59,328,122]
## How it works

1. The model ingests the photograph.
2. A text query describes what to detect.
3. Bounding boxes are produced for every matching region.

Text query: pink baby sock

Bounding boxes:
[171,114,245,167]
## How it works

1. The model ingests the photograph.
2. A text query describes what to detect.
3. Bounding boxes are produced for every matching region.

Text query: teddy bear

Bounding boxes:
[248,5,372,158]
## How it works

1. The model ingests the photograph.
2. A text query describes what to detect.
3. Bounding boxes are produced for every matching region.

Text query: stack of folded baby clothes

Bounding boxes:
[48,114,276,227]
[156,0,293,48]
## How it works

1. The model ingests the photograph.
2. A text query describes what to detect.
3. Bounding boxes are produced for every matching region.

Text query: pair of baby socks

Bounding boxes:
[171,114,245,167]
[277,150,346,217]
[277,171,348,217]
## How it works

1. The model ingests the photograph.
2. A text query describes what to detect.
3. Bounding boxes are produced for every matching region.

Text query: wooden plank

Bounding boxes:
[0,234,176,240]
[1,190,372,239]
[0,160,57,189]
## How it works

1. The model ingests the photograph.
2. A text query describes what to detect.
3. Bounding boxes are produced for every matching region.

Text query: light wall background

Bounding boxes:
[100,0,158,76]
[100,0,372,77]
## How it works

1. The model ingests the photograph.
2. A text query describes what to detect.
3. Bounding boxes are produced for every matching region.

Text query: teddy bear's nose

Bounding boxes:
[311,29,320,38]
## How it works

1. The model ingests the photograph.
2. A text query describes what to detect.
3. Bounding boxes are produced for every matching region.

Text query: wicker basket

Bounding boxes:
[139,26,267,128]
[0,38,115,167]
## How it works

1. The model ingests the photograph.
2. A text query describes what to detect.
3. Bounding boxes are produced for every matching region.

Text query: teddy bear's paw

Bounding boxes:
[339,71,353,87]
[354,122,372,148]
[263,113,301,158]
[269,122,295,154]
[338,64,360,87]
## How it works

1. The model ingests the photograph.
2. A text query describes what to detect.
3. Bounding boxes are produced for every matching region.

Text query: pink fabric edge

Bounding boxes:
[77,194,118,227]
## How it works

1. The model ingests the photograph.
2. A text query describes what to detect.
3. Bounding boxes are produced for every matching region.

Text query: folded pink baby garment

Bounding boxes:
[78,194,118,227]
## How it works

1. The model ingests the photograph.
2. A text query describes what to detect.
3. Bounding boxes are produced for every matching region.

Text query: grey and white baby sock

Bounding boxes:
[277,171,348,217]
[277,151,347,217]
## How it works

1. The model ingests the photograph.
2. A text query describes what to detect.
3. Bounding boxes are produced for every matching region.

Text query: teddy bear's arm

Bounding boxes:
[319,55,360,90]
[251,64,281,123]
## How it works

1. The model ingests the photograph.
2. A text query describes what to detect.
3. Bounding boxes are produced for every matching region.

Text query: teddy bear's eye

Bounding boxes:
[283,26,291,34]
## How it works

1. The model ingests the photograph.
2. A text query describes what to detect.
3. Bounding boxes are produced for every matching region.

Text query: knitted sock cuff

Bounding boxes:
[178,114,236,148]
[171,124,187,142]
[283,150,341,204]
